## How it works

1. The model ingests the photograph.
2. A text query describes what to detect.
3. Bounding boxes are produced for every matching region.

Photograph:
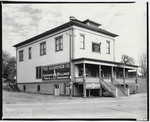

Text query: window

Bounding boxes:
[40,42,46,56]
[23,85,26,91]
[92,42,101,53]
[36,66,42,79]
[19,50,24,62]
[55,36,63,51]
[80,34,85,49]
[106,41,110,54]
[37,85,40,92]
[28,47,31,59]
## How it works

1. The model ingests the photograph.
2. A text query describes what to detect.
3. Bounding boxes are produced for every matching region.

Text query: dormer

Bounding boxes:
[82,19,101,29]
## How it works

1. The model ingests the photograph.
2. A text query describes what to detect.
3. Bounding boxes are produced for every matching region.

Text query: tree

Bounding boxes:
[2,51,16,84]
[121,54,135,65]
[139,52,147,76]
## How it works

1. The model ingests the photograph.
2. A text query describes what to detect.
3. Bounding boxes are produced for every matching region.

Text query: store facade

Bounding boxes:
[13,17,139,97]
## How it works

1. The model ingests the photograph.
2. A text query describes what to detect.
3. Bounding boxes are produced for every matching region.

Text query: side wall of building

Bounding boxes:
[16,28,70,83]
[73,26,115,62]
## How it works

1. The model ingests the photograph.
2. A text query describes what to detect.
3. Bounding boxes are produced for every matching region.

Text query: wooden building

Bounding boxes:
[13,17,139,97]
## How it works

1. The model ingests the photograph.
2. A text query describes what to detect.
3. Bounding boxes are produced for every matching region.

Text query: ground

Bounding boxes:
[3,90,147,120]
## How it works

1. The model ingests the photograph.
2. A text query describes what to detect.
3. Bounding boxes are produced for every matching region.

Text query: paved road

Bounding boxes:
[3,93,147,120]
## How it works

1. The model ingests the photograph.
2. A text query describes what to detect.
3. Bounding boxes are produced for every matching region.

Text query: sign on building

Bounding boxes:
[86,83,100,89]
[42,63,70,80]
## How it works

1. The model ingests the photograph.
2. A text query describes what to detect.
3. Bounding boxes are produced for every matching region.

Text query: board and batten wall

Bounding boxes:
[16,28,70,83]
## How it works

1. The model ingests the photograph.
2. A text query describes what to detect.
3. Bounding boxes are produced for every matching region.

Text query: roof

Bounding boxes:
[13,19,118,48]
[72,58,139,68]
[82,19,101,26]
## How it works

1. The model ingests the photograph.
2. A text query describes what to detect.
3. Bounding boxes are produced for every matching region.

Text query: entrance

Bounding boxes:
[86,89,100,97]
[54,84,60,96]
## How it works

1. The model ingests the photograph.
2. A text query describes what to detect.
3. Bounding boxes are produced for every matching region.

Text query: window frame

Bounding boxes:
[106,41,110,54]
[92,42,101,53]
[37,85,40,92]
[55,35,63,52]
[80,34,85,49]
[19,50,24,62]
[36,66,42,79]
[40,41,46,56]
[28,47,32,59]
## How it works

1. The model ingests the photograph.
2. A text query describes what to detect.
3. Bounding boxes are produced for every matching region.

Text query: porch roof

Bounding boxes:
[72,58,139,69]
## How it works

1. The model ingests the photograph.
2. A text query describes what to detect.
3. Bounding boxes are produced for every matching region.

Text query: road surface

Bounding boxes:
[3,93,147,120]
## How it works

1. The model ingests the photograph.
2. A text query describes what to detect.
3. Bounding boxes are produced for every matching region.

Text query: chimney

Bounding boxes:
[70,16,76,21]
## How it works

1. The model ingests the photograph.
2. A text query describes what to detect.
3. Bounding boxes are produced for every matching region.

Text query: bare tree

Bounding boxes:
[121,54,135,65]
[139,51,147,76]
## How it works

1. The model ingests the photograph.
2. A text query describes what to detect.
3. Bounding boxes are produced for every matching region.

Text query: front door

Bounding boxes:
[54,84,60,96]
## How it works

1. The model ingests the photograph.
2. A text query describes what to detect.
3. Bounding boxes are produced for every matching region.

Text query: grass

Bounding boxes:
[3,90,73,104]
[138,77,147,93]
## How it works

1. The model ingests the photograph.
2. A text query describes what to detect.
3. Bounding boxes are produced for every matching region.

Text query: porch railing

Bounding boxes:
[115,78,136,84]
[100,78,118,97]
[112,78,126,95]
[74,77,84,82]
[74,77,100,83]
[86,77,99,83]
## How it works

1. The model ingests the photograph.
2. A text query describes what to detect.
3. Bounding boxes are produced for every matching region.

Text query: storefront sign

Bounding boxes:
[42,63,70,80]
[86,83,100,89]
[117,64,125,68]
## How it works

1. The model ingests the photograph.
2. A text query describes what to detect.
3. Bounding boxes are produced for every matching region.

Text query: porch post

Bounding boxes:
[99,65,102,97]
[111,66,114,83]
[123,67,126,88]
[83,63,86,98]
[135,69,138,83]
[135,69,139,93]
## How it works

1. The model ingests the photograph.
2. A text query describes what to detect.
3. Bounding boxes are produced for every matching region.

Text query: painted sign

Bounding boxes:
[86,83,100,89]
[42,63,70,80]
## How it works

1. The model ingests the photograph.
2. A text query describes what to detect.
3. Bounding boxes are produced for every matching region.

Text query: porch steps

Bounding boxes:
[109,84,126,97]
[101,79,116,97]
[101,78,127,97]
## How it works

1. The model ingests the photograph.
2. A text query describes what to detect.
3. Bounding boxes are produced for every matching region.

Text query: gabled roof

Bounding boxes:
[13,19,118,48]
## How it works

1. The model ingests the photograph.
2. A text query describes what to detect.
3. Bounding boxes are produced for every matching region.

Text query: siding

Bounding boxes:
[17,29,70,83]
[73,27,115,61]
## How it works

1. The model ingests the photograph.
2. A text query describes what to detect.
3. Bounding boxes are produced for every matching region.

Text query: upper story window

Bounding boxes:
[106,41,110,54]
[55,35,63,52]
[40,42,46,56]
[36,66,42,79]
[80,34,85,49]
[92,42,101,53]
[28,47,32,59]
[19,50,23,62]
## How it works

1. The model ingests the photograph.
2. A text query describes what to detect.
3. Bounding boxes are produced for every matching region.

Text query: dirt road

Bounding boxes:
[2,91,147,120]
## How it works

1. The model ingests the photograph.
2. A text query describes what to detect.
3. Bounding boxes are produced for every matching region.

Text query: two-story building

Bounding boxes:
[13,17,139,98]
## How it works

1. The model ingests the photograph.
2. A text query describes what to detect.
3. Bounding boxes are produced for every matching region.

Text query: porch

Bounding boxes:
[72,58,139,98]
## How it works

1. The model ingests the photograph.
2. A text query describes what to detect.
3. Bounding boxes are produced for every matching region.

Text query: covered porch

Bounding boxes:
[72,58,139,98]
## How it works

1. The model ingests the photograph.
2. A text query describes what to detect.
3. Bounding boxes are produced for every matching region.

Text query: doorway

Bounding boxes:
[54,84,60,96]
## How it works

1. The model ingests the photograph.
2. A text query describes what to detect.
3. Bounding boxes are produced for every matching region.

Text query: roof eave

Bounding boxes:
[73,21,118,37]
[13,21,73,48]
[13,20,118,48]
[72,58,139,68]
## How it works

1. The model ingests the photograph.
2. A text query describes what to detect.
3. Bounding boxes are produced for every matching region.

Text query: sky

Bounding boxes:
[2,2,147,65]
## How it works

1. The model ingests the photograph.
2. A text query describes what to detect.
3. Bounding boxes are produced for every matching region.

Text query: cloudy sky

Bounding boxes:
[2,2,147,65]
